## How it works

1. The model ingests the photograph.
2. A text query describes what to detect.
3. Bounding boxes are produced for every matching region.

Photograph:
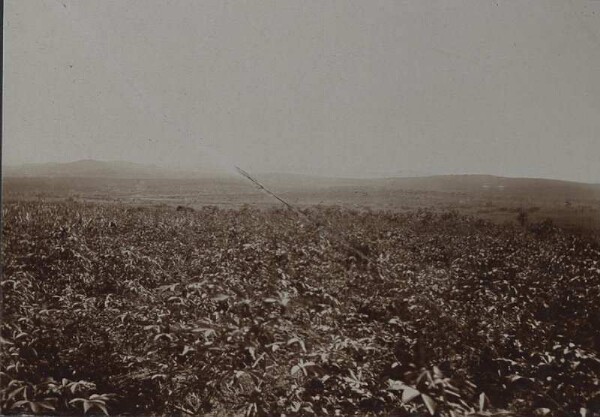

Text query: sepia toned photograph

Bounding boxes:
[2,1,600,416]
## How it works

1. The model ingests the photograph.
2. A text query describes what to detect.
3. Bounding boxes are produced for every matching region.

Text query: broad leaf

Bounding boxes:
[422,394,436,415]
[402,386,420,403]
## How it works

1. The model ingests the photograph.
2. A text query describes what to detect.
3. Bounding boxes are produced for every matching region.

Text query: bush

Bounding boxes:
[1,201,599,416]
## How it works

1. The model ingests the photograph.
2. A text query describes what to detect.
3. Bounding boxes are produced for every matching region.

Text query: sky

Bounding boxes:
[3,0,600,182]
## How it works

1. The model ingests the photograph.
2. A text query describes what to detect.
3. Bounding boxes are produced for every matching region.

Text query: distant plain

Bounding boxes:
[4,160,600,233]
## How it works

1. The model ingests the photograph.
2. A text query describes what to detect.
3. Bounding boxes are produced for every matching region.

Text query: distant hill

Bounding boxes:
[255,172,600,202]
[2,159,233,179]
[4,160,600,204]
[4,161,600,232]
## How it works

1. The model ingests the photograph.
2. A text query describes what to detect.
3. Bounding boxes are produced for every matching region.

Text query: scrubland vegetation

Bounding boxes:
[2,201,599,416]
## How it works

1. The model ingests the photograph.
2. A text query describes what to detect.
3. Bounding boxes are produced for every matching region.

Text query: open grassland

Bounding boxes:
[2,201,600,416]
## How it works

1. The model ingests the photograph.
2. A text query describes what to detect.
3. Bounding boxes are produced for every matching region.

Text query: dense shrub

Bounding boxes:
[1,201,599,416]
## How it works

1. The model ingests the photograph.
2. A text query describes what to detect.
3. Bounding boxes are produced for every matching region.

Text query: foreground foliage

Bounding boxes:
[1,201,599,416]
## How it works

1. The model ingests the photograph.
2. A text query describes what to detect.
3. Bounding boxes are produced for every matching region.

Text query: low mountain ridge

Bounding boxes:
[4,160,600,202]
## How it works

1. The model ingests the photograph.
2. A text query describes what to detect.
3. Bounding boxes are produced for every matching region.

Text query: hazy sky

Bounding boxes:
[4,1,600,182]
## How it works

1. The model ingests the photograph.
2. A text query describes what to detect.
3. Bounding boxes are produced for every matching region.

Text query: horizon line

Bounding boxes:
[3,158,599,186]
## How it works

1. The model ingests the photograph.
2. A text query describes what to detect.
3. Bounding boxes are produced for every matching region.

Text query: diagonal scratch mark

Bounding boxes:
[234,165,372,264]
[234,166,300,214]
